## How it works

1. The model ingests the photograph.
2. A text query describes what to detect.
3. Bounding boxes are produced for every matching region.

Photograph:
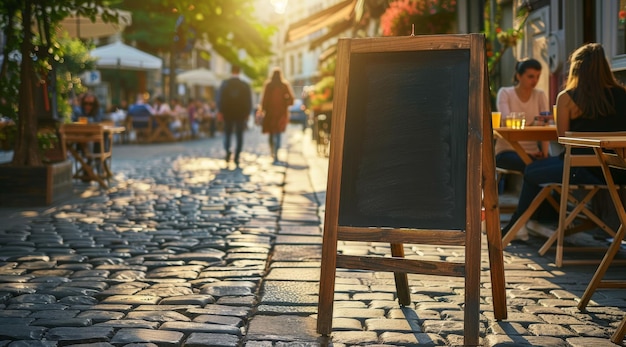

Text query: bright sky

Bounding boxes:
[269,0,289,14]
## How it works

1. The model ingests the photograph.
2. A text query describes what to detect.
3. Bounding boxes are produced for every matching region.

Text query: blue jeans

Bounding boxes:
[495,150,527,193]
[269,132,282,160]
[503,156,603,233]
[223,119,246,162]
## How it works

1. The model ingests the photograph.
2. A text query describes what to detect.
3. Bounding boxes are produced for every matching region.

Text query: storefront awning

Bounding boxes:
[309,18,353,50]
[285,0,356,43]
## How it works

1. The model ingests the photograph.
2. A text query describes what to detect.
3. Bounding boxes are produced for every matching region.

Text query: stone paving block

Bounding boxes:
[486,321,528,335]
[29,310,80,319]
[192,314,243,327]
[198,269,263,279]
[7,303,68,311]
[329,317,362,331]
[74,311,123,324]
[33,317,93,327]
[200,281,256,297]
[160,321,242,336]
[566,336,622,347]
[521,305,567,315]
[330,331,378,345]
[96,319,160,329]
[187,305,251,318]
[0,325,47,340]
[484,335,569,346]
[527,323,575,337]
[216,295,257,306]
[389,308,440,323]
[136,287,195,297]
[100,295,161,305]
[277,225,321,235]
[569,324,611,338]
[259,281,318,305]
[368,300,402,310]
[274,235,322,245]
[422,320,469,335]
[334,283,369,293]
[184,332,240,347]
[44,326,114,344]
[415,302,462,312]
[352,292,394,301]
[538,299,579,308]
[246,315,318,342]
[379,331,447,346]
[264,268,319,282]
[110,328,183,346]
[333,307,385,320]
[270,245,321,262]
[256,304,318,315]
[538,313,585,325]
[365,318,421,333]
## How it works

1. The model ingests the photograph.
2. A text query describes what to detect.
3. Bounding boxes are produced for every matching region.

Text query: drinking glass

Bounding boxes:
[491,112,501,129]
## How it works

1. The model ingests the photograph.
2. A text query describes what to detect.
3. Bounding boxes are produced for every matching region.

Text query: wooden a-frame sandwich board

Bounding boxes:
[317,33,507,347]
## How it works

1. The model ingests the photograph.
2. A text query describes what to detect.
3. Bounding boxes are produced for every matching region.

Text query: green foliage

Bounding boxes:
[484,0,529,107]
[118,0,275,81]
[0,0,120,166]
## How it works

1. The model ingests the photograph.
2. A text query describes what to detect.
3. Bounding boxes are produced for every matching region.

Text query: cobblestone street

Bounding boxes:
[0,124,625,346]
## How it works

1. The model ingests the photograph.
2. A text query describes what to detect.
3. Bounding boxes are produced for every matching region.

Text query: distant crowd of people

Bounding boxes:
[70,65,296,168]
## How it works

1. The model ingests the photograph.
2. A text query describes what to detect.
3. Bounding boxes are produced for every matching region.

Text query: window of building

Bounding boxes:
[289,55,295,76]
[617,0,626,56]
[297,52,303,75]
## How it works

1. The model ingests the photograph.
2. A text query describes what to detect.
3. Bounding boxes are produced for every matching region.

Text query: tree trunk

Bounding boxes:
[12,0,42,167]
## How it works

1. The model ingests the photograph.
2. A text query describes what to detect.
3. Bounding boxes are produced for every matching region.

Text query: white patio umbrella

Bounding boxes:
[176,68,220,87]
[90,41,162,70]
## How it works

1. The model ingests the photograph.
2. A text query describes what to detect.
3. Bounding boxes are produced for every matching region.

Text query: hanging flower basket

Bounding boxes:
[380,0,457,36]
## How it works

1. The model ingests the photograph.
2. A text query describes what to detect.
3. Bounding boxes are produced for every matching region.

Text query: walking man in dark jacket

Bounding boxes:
[217,65,252,167]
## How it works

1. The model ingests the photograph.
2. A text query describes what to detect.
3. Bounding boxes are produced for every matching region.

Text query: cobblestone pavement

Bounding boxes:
[1,124,626,346]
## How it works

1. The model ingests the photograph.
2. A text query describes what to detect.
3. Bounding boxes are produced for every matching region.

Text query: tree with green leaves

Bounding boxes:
[0,0,119,167]
[119,0,274,99]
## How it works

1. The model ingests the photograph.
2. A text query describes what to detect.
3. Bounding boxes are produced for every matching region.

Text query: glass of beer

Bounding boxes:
[491,112,501,129]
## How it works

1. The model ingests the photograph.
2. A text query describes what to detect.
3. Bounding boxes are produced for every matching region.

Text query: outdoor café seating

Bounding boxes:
[60,123,122,189]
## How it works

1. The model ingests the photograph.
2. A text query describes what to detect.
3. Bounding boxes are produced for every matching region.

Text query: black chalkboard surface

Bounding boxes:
[317,35,507,344]
[338,50,469,230]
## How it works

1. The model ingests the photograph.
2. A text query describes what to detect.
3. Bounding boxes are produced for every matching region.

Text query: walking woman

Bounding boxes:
[260,67,294,163]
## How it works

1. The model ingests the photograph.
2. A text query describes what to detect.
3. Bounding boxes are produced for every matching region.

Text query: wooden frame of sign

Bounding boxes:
[317,34,507,346]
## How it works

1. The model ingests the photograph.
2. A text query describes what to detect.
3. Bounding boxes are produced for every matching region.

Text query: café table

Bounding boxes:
[557,135,626,344]
[493,125,558,165]
[61,123,125,189]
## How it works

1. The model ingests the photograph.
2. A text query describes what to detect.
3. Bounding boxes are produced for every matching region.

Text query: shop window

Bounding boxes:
[618,0,626,56]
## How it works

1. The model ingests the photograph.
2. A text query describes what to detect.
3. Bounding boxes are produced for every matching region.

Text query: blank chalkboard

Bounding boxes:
[317,35,507,345]
[338,50,469,230]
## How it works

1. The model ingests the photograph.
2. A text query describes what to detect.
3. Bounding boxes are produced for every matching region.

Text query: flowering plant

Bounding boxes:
[380,0,457,36]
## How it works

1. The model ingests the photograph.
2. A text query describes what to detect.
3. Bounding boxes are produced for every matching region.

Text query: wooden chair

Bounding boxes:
[148,114,176,142]
[127,115,153,143]
[558,134,626,344]
[496,167,523,213]
[60,123,113,189]
[502,150,614,258]
[538,132,626,267]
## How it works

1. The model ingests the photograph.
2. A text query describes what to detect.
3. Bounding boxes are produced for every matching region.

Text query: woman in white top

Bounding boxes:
[495,58,550,174]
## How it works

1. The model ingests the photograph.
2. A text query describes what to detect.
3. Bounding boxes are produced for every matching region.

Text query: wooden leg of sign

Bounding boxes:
[482,77,508,322]
[317,224,338,335]
[390,243,410,305]
[483,159,508,321]
[464,209,481,346]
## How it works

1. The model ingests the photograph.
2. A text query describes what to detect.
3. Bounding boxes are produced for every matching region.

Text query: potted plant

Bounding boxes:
[0,0,118,206]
